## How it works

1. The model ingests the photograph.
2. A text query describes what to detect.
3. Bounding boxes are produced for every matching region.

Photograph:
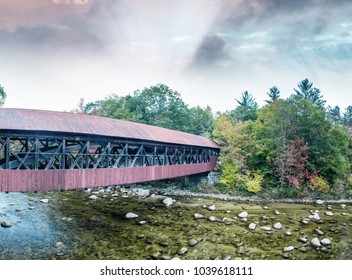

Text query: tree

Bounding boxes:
[0,84,6,107]
[265,86,280,103]
[293,78,326,108]
[188,105,214,136]
[233,91,258,122]
[327,106,341,124]
[343,106,352,127]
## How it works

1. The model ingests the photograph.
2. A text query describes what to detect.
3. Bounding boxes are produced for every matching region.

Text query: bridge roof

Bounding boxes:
[0,108,220,149]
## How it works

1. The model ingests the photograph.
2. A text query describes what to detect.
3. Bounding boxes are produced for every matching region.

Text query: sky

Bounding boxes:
[0,0,352,113]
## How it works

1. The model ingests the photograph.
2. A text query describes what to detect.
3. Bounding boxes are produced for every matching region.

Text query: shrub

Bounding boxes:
[241,171,263,193]
[309,175,330,193]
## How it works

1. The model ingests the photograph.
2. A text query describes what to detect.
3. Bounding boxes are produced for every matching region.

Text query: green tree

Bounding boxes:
[293,78,326,108]
[343,106,352,127]
[265,86,281,103]
[233,91,258,122]
[188,105,214,136]
[0,84,6,107]
[327,106,341,124]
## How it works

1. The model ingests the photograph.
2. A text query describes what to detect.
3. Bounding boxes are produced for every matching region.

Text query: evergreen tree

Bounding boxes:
[265,86,280,103]
[293,78,326,108]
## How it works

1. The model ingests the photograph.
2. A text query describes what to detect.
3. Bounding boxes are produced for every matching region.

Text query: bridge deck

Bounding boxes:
[0,108,219,192]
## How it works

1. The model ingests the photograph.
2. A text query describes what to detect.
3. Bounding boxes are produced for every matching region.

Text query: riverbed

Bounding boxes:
[1,186,351,260]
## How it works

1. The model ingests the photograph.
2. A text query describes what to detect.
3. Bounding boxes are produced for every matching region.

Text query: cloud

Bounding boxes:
[189,34,231,69]
[0,0,123,53]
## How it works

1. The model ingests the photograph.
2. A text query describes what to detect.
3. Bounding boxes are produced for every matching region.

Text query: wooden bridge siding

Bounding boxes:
[0,156,217,192]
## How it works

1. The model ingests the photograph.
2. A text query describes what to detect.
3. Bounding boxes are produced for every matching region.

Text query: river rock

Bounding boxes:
[283,246,295,252]
[274,210,280,215]
[315,199,324,205]
[248,223,256,230]
[342,212,347,216]
[311,237,321,247]
[341,204,346,209]
[261,226,272,231]
[55,242,64,248]
[208,216,218,222]
[88,195,98,200]
[133,188,150,197]
[194,213,204,219]
[298,237,307,243]
[327,205,332,210]
[178,247,188,255]
[188,239,199,247]
[325,211,334,216]
[274,222,283,230]
[321,238,331,246]
[301,219,310,225]
[40,199,49,204]
[314,229,324,235]
[163,197,174,207]
[125,212,139,219]
[138,220,147,225]
[238,211,248,218]
[1,221,12,228]
[309,213,320,221]
[208,205,217,211]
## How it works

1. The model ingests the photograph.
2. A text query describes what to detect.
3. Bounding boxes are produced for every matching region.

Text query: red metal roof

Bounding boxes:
[0,108,220,149]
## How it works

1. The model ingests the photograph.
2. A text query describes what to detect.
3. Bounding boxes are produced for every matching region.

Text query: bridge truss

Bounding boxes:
[0,132,218,171]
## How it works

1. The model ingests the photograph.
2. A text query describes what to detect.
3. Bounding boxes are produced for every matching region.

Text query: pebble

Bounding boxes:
[225,210,231,214]
[309,213,320,221]
[188,239,198,247]
[285,231,292,236]
[208,205,217,211]
[342,212,347,216]
[88,195,98,200]
[194,213,204,219]
[314,229,324,236]
[223,255,232,260]
[325,211,334,216]
[321,238,331,246]
[163,197,174,207]
[208,216,218,222]
[273,222,283,230]
[248,223,256,230]
[1,221,12,228]
[311,237,321,247]
[125,212,139,219]
[238,211,248,218]
[283,246,295,252]
[241,218,247,222]
[40,199,49,204]
[138,220,147,225]
[327,205,332,210]
[178,247,188,255]
[274,210,280,215]
[341,204,347,209]
[262,206,269,210]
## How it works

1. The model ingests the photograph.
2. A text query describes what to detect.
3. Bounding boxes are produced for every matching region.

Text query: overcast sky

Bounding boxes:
[1,0,352,113]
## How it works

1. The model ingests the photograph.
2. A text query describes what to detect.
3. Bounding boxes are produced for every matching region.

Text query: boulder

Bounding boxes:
[163,197,174,207]
[274,222,283,230]
[248,223,256,230]
[238,211,248,218]
[311,237,321,247]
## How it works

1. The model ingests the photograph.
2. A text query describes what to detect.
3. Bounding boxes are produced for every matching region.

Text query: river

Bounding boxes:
[1,186,351,260]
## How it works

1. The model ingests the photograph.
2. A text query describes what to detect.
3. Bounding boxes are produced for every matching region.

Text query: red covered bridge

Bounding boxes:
[0,108,220,192]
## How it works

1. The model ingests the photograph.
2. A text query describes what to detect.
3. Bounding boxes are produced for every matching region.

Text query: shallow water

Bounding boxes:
[1,187,351,260]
